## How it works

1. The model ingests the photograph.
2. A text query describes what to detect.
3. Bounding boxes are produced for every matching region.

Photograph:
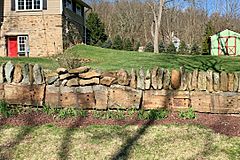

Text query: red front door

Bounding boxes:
[8,37,18,57]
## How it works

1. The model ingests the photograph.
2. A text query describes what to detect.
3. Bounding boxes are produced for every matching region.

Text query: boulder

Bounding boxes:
[0,63,5,83]
[163,69,171,90]
[13,64,23,83]
[228,73,234,92]
[206,70,214,92]
[56,68,68,74]
[145,69,151,90]
[66,78,79,87]
[69,66,90,74]
[100,77,116,86]
[151,67,158,90]
[171,69,181,89]
[108,85,142,109]
[220,71,228,92]
[93,85,108,110]
[33,64,44,84]
[137,68,145,90]
[21,64,30,85]
[4,61,14,83]
[157,68,164,90]
[191,69,198,90]
[130,68,137,89]
[213,72,220,92]
[79,70,101,79]
[197,71,207,91]
[79,78,99,86]
[117,69,129,86]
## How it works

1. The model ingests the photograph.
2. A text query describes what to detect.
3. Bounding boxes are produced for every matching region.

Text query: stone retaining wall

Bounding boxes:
[1,61,240,114]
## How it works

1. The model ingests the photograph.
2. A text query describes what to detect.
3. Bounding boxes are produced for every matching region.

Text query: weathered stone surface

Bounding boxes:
[79,78,99,86]
[130,69,137,89]
[45,85,60,107]
[197,71,207,91]
[163,69,171,90]
[29,64,34,84]
[21,64,30,85]
[171,70,181,89]
[117,69,129,86]
[143,90,171,109]
[151,67,158,89]
[93,85,108,109]
[191,70,198,90]
[0,84,4,100]
[100,77,116,86]
[54,79,61,87]
[145,69,151,90]
[228,73,234,92]
[108,85,142,109]
[179,67,187,91]
[56,68,68,74]
[61,79,68,86]
[220,71,228,92]
[190,91,212,112]
[206,70,214,92]
[59,73,75,80]
[4,61,14,83]
[69,66,90,74]
[233,73,239,92]
[137,68,145,90]
[13,64,23,83]
[211,92,240,113]
[101,71,117,78]
[0,64,5,83]
[79,70,101,79]
[157,68,164,90]
[67,78,79,87]
[187,72,192,91]
[4,84,45,106]
[33,64,44,84]
[171,91,190,111]
[46,72,59,85]
[213,72,220,91]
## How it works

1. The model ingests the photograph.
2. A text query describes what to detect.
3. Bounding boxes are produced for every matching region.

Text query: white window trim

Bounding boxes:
[15,0,43,11]
[17,36,29,55]
[66,0,72,11]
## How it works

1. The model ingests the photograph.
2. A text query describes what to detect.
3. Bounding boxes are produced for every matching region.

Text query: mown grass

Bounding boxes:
[0,124,239,159]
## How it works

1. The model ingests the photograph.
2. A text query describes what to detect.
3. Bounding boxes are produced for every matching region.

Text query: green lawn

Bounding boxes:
[2,44,240,72]
[0,124,239,160]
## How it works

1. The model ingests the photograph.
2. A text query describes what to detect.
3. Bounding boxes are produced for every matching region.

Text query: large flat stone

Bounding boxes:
[197,71,207,91]
[190,91,212,112]
[93,85,108,110]
[220,72,228,92]
[213,72,220,92]
[171,91,190,111]
[108,85,142,109]
[79,70,101,79]
[79,78,99,86]
[4,61,14,83]
[4,84,45,106]
[117,69,129,86]
[13,64,23,83]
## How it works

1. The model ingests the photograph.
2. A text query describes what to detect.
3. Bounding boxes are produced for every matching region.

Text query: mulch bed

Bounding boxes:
[0,112,239,137]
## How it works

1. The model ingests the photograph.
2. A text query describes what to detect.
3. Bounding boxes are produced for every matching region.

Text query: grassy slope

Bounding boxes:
[0,124,239,159]
[65,45,240,72]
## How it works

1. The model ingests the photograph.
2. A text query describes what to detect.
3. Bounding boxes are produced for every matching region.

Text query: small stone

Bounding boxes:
[21,64,30,85]
[79,70,101,79]
[163,69,171,90]
[13,64,23,83]
[157,68,164,90]
[100,77,116,86]
[0,64,5,83]
[69,66,90,74]
[117,69,129,86]
[4,61,14,83]
[79,78,99,86]
[171,69,181,89]
[151,67,158,90]
[220,71,228,92]
[137,68,145,90]
[206,70,214,92]
[191,69,198,90]
[130,68,137,89]
[213,72,220,91]
[228,73,234,92]
[56,68,68,74]
[59,73,75,80]
[66,78,79,87]
[33,64,44,84]
[198,71,207,91]
[145,69,151,90]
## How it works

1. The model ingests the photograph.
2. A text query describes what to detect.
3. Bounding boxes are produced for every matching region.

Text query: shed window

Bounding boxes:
[17,36,28,55]
[16,0,42,11]
[76,4,82,16]
[66,0,72,10]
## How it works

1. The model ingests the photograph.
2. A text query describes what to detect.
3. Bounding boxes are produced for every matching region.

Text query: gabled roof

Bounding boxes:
[76,0,92,9]
[210,29,240,38]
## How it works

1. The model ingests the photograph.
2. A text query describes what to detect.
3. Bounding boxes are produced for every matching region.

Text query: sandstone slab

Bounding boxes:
[137,68,145,90]
[0,84,4,100]
[228,73,234,92]
[21,64,30,85]
[33,64,44,84]
[151,67,158,90]
[163,69,171,90]
[59,73,75,80]
[0,64,5,83]
[220,71,228,92]
[170,91,190,111]
[5,61,14,83]
[56,68,68,74]
[191,70,198,90]
[13,64,23,83]
[157,68,164,90]
[145,69,151,90]
[179,67,187,91]
[213,72,220,91]
[100,77,116,86]
[206,70,213,92]
[190,91,212,112]
[197,71,207,91]
[93,85,108,110]
[67,78,79,87]
[117,69,129,86]
[130,69,137,89]
[69,66,90,74]
[79,70,101,79]
[79,78,99,86]
[171,70,181,89]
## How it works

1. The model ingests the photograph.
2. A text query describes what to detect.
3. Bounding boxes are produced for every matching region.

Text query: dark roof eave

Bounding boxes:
[76,0,92,9]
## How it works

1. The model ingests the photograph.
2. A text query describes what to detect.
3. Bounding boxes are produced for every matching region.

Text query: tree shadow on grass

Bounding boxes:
[0,115,35,160]
[58,117,83,160]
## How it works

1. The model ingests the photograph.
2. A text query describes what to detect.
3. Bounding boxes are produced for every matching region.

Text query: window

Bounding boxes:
[17,36,29,56]
[16,0,42,11]
[66,0,72,10]
[76,4,82,16]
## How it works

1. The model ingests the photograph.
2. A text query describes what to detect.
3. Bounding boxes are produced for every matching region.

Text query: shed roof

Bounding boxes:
[210,29,240,38]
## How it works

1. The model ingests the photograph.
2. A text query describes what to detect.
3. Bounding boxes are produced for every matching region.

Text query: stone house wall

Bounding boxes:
[0,61,240,114]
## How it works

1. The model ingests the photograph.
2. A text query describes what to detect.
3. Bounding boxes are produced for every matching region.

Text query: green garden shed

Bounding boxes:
[210,29,240,56]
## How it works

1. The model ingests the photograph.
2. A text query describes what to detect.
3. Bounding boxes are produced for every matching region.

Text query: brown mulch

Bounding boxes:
[0,112,239,137]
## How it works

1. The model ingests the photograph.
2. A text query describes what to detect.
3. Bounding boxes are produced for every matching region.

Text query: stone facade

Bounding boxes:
[0,61,240,114]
